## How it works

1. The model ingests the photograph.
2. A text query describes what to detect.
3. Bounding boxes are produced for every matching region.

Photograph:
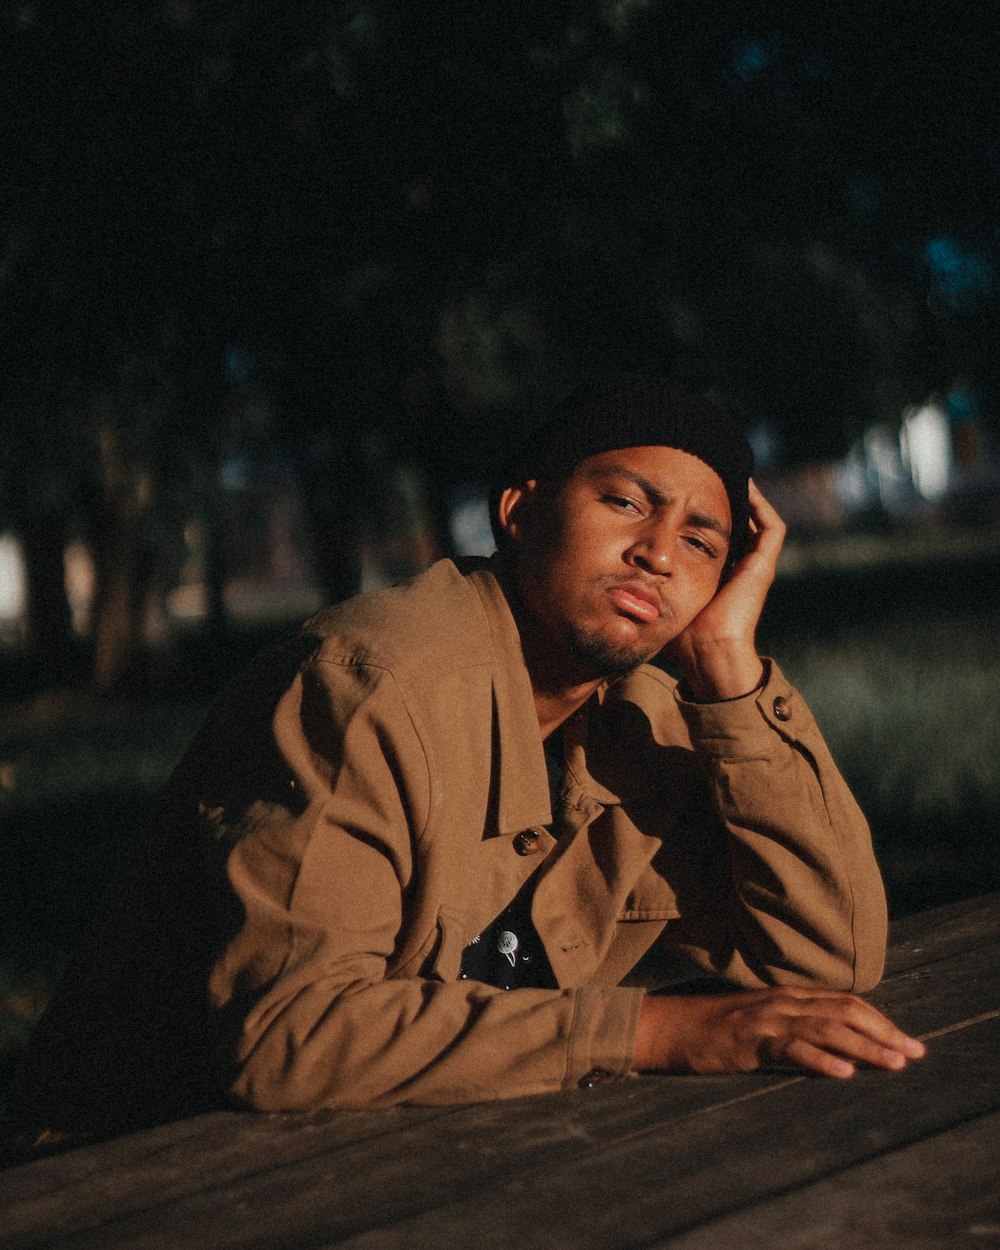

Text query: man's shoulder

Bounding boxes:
[300,558,501,680]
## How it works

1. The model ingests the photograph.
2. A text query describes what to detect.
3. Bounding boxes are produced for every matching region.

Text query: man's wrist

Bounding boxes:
[678,651,765,703]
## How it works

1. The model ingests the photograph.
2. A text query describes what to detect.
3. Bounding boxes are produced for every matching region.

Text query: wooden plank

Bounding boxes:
[322,1014,1000,1250]
[0,1103,451,1204]
[658,1110,1000,1249]
[0,1074,791,1249]
[885,891,1000,976]
[5,1006,997,1250]
[5,929,999,1245]
[868,929,1000,1046]
[2,896,996,1250]
[10,893,997,1197]
[0,1104,462,1242]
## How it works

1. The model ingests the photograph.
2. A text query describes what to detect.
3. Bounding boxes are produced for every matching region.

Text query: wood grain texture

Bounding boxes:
[660,1110,1000,1250]
[322,1017,1000,1250]
[885,891,1000,976]
[1,894,997,1250]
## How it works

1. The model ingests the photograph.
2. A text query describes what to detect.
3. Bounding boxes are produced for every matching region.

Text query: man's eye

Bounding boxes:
[604,494,642,514]
[684,535,716,557]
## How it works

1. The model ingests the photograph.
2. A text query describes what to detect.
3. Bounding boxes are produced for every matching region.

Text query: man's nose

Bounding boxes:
[628,526,672,575]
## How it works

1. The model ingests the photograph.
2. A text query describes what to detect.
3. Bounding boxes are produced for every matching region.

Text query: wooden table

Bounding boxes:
[3,892,999,1249]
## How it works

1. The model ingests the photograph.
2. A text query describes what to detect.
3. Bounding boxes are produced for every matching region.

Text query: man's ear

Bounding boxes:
[496,480,539,544]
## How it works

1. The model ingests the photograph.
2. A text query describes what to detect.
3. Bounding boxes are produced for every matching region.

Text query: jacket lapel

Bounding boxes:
[467,565,551,836]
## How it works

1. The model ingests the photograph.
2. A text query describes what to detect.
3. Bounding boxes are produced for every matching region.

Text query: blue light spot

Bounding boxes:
[226,345,255,384]
[925,236,993,308]
[733,37,777,82]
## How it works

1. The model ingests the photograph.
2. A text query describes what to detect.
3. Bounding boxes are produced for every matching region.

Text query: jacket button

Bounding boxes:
[773,696,792,722]
[578,1067,614,1089]
[513,830,541,856]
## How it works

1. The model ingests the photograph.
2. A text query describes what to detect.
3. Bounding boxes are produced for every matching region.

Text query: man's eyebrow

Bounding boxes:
[687,510,732,541]
[588,464,732,540]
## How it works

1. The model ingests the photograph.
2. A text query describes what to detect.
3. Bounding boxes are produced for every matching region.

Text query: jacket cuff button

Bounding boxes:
[772,695,792,722]
[513,830,541,856]
[578,1067,614,1089]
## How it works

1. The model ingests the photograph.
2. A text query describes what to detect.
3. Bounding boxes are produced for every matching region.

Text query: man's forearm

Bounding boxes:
[670,659,888,991]
[223,977,644,1110]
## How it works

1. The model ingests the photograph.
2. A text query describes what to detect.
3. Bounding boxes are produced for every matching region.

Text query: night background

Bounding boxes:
[2,1,999,1086]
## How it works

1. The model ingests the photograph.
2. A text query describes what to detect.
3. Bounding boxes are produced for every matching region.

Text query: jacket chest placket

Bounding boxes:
[460,824,559,945]
[530,788,618,987]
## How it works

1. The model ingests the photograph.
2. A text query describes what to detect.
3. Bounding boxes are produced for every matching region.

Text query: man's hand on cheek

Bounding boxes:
[665,481,785,701]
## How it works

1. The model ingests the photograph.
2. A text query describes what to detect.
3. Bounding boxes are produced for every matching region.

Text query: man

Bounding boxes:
[7,377,922,1146]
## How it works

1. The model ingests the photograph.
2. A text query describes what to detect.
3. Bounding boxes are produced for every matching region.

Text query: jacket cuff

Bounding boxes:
[564,985,645,1089]
[674,658,819,757]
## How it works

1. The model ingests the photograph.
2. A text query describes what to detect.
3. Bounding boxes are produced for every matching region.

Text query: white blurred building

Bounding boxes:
[0,534,27,643]
[900,396,953,502]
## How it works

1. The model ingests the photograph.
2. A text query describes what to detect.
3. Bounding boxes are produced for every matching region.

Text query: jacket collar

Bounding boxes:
[465,557,632,822]
[561,699,624,807]
[466,560,553,835]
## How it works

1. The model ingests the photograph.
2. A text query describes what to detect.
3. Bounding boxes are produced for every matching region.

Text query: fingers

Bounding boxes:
[764,991,925,1077]
[778,1019,908,1077]
[793,990,925,1057]
[635,988,926,1080]
[748,477,782,525]
[837,996,926,1062]
[743,479,786,565]
[782,1038,857,1079]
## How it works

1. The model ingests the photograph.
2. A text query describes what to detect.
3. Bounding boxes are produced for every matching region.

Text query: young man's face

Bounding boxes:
[502,445,734,680]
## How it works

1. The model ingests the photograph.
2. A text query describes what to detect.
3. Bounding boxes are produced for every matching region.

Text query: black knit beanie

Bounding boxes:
[491,377,754,564]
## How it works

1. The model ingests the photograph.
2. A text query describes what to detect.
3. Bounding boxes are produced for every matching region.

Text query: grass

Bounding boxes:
[759,526,1000,914]
[775,615,1000,914]
[0,693,210,1077]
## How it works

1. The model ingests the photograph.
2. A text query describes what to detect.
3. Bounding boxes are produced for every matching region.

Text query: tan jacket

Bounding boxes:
[9,558,886,1134]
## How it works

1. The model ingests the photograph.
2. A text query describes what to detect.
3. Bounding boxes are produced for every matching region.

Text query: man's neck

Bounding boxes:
[518,617,603,739]
[531,679,602,739]
[493,558,604,738]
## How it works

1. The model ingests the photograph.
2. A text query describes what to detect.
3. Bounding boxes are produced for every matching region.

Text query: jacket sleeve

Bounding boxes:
[660,659,887,992]
[211,657,643,1111]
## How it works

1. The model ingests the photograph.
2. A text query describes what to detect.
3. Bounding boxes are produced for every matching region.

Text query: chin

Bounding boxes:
[562,622,655,679]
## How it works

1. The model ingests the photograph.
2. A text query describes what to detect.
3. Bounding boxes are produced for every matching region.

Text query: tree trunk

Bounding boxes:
[84,418,155,693]
[90,540,139,691]
[19,512,78,687]
[296,429,365,606]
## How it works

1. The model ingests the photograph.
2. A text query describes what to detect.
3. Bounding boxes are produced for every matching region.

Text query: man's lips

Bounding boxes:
[606,582,662,623]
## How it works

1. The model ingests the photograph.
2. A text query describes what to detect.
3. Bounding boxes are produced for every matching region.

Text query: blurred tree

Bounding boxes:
[1,5,217,687]
[2,0,997,692]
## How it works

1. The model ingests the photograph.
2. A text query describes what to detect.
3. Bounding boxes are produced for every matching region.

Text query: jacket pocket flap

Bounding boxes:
[618,868,681,921]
